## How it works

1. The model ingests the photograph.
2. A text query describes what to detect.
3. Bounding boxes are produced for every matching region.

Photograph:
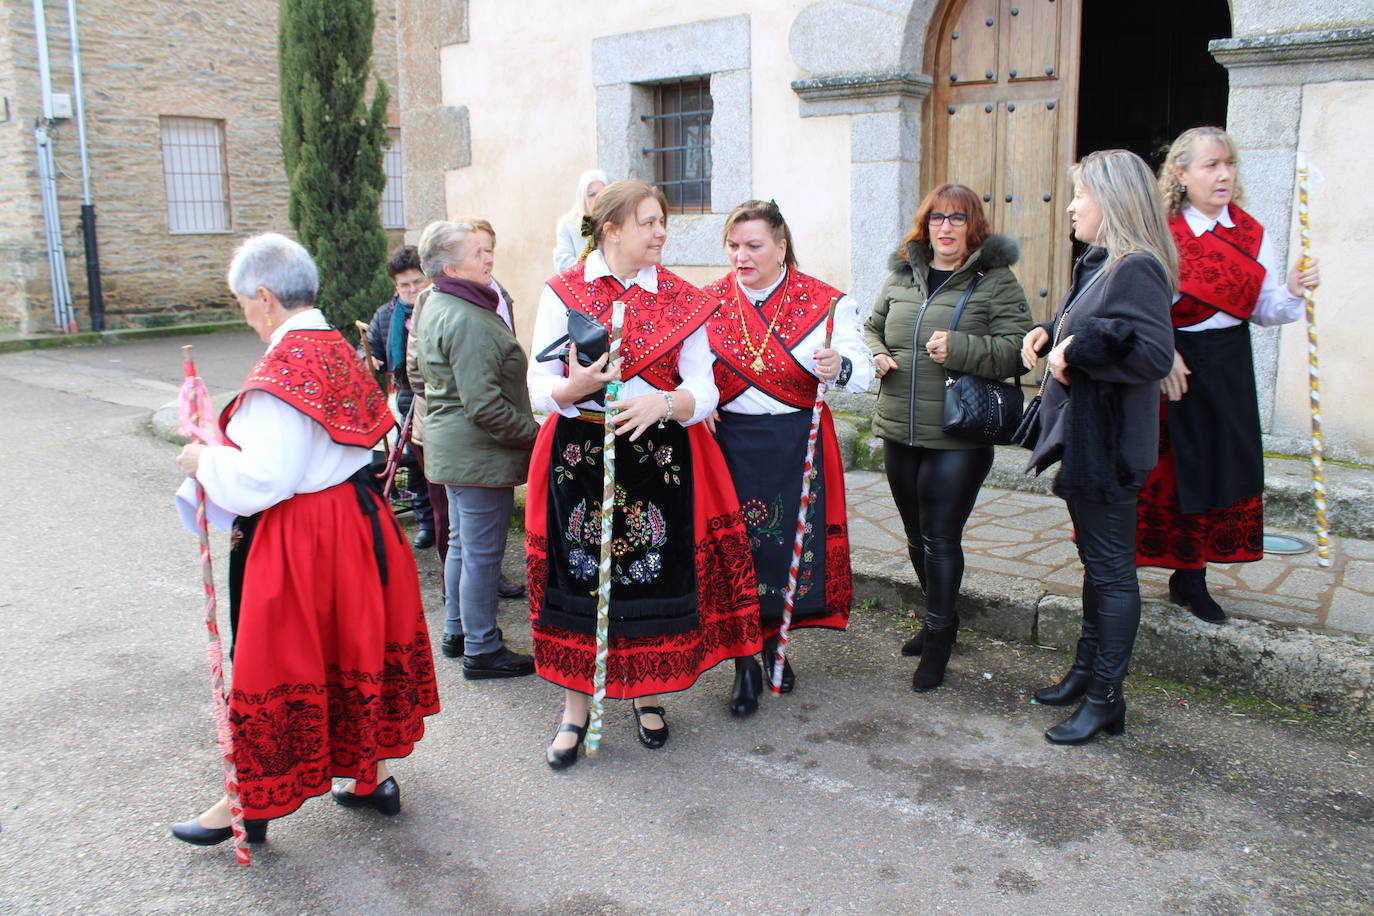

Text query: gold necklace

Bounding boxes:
[734,271,786,372]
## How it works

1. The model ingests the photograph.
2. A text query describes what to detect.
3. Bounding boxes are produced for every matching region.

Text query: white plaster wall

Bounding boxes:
[438,1,851,345]
[1271,79,1374,460]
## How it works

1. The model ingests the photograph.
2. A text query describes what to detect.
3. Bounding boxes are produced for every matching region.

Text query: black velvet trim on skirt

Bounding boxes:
[539,415,698,638]
[227,512,262,660]
[1169,324,1263,515]
[714,410,826,623]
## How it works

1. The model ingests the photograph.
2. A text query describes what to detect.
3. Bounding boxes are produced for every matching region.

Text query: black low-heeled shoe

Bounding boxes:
[547,719,589,770]
[171,816,269,846]
[761,638,797,694]
[331,776,401,816]
[632,704,669,749]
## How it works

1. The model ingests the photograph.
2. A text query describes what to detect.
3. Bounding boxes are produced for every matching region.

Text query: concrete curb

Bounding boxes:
[0,320,249,355]
[852,553,1374,723]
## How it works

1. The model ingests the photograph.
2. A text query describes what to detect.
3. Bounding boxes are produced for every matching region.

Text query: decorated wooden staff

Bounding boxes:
[769,297,839,693]
[380,398,415,502]
[587,300,626,754]
[1295,153,1331,567]
[177,345,250,866]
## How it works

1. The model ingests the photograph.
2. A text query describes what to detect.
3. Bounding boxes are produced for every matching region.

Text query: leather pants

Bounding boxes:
[882,441,994,631]
[1064,487,1142,685]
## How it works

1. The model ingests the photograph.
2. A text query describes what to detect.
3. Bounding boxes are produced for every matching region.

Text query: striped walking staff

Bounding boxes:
[770,298,840,693]
[587,300,626,754]
[177,345,250,866]
[1295,153,1331,567]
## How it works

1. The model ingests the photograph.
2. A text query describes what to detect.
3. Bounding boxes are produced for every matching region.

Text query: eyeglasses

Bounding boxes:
[395,279,429,294]
[927,212,968,227]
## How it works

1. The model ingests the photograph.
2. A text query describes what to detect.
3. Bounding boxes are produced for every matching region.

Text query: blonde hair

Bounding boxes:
[417,219,476,279]
[583,180,668,262]
[560,169,609,228]
[1072,150,1178,293]
[1157,126,1245,217]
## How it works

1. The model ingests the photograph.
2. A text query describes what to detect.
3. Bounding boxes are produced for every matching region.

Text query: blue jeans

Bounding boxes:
[443,485,514,655]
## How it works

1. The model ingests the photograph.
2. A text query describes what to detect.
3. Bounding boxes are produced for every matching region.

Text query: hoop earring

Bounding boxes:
[264,310,275,330]
[1177,183,1187,196]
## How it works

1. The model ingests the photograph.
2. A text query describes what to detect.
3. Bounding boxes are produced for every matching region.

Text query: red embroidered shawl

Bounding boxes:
[220,328,393,448]
[546,265,717,391]
[1170,205,1266,328]
[703,269,842,409]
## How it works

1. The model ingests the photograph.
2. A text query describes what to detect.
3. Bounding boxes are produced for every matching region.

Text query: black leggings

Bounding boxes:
[882,441,994,631]
[1065,489,1142,685]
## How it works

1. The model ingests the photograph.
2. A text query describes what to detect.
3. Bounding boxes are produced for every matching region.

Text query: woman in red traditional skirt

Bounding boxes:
[527,180,760,769]
[170,233,440,846]
[1134,127,1320,624]
[701,200,873,716]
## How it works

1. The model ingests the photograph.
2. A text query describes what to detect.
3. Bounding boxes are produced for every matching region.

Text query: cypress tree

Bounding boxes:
[278,0,392,338]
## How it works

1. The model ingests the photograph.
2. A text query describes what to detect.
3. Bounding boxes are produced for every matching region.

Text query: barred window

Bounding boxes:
[644,79,713,213]
[381,129,404,229]
[158,116,230,233]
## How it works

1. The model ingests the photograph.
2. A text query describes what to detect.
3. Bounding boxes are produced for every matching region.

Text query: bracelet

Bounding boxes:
[658,390,674,428]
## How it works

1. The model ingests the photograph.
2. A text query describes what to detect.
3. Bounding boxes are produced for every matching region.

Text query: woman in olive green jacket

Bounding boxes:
[864,184,1031,692]
[416,219,540,682]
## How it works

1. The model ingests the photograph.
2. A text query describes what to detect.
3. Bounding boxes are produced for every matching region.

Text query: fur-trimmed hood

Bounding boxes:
[887,232,1020,278]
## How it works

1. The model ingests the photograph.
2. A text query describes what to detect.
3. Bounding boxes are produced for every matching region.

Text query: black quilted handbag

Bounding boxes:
[938,272,1024,445]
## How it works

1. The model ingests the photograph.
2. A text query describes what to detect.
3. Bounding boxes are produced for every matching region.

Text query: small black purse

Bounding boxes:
[939,273,1025,446]
[535,308,610,405]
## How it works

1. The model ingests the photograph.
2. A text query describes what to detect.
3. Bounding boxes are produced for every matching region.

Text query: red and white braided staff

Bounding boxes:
[177,345,250,865]
[769,297,839,693]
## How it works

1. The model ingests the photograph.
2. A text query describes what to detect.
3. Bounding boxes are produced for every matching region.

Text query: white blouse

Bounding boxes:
[176,308,374,531]
[527,250,718,425]
[719,270,875,415]
[1177,203,1304,332]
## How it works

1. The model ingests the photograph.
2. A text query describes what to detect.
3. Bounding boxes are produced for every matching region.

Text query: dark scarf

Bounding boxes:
[1050,315,1140,504]
[431,276,500,313]
[387,294,412,372]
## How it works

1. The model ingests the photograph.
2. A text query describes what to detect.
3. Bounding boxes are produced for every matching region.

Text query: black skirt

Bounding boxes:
[538,415,698,638]
[1169,323,1264,515]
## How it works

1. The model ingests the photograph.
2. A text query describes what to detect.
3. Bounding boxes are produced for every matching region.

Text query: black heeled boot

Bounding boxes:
[901,613,957,657]
[911,625,955,692]
[761,637,795,693]
[730,656,762,717]
[1045,680,1126,745]
[1033,638,1095,706]
[1169,568,1226,623]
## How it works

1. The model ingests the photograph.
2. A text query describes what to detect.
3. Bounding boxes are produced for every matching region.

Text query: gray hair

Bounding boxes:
[417,219,476,279]
[1073,150,1179,294]
[226,232,318,309]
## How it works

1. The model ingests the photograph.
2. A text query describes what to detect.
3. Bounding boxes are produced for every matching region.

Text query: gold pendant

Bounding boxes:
[751,356,766,372]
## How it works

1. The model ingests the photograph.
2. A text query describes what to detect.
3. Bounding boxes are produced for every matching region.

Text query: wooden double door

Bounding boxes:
[924,0,1082,324]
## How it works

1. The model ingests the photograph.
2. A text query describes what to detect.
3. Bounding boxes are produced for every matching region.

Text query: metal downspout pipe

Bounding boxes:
[30,0,78,332]
[66,0,104,331]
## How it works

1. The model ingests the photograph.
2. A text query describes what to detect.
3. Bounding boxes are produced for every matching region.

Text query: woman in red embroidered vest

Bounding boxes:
[701,200,873,717]
[170,233,440,847]
[1135,127,1321,623]
[527,181,760,769]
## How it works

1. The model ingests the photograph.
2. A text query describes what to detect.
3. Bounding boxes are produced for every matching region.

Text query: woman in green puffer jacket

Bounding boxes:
[864,183,1032,692]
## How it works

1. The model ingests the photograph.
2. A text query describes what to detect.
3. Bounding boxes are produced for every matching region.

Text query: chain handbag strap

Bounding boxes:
[1033,261,1109,395]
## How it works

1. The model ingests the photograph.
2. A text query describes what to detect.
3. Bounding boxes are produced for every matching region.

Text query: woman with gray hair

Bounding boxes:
[170,232,440,847]
[553,169,608,272]
[415,220,540,680]
[1020,151,1176,745]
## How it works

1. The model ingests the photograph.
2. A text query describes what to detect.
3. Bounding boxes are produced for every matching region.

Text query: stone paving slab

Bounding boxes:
[846,470,1374,721]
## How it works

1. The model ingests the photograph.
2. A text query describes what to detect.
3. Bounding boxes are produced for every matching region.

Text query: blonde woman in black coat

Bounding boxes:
[1021,150,1176,745]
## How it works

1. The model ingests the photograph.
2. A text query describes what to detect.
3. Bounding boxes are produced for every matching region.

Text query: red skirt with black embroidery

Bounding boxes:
[1136,404,1264,568]
[525,416,762,698]
[228,480,440,819]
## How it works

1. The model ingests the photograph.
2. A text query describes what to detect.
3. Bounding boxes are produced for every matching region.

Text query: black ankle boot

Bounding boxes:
[1033,638,1095,706]
[1045,680,1126,745]
[761,638,795,693]
[901,613,958,657]
[730,657,762,717]
[911,625,955,692]
[1169,568,1226,623]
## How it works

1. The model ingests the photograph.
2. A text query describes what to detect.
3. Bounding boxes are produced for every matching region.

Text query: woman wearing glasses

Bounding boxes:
[864,185,1032,692]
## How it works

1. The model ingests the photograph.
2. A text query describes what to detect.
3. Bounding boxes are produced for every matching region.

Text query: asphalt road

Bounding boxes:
[1,333,1371,914]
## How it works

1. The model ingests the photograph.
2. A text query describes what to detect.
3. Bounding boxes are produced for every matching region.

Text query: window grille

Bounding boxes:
[643,79,712,213]
[382,129,405,229]
[158,116,230,233]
